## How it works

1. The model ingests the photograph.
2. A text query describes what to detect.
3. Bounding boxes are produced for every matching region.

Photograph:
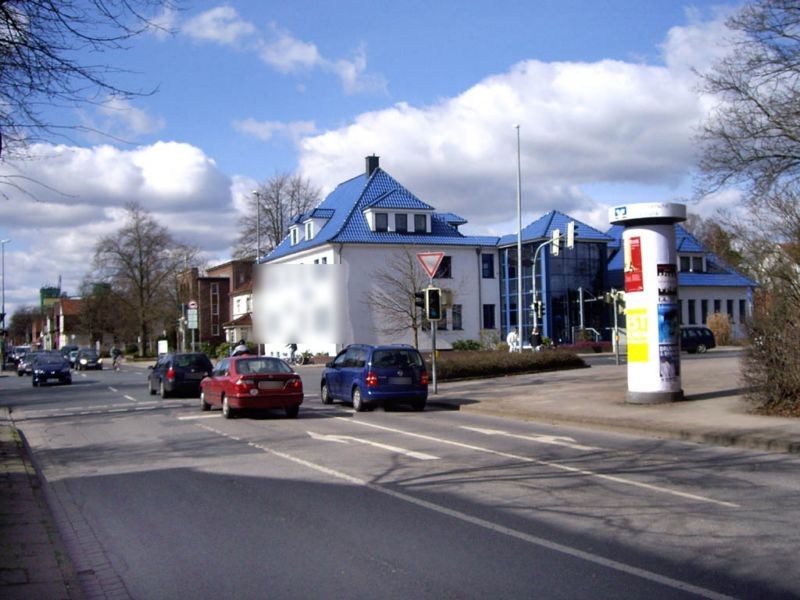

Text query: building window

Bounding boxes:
[714,299,721,314]
[211,324,219,336]
[321,257,327,264]
[291,228,299,245]
[692,256,704,272]
[305,222,313,240]
[437,309,448,330]
[727,299,734,321]
[210,283,219,316]
[680,256,691,272]
[452,304,463,330]
[434,256,452,279]
[481,253,494,278]
[483,304,496,329]
[688,299,696,324]
[678,299,683,324]
[395,213,408,232]
[314,259,319,264]
[701,299,708,323]
[739,299,747,322]
[414,214,426,232]
[375,212,388,232]
[246,297,252,313]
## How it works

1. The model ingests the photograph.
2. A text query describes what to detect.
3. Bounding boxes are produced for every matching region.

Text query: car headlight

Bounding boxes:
[97,357,103,363]
[80,358,87,364]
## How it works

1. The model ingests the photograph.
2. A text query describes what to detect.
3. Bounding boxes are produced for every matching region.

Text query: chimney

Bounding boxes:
[366,155,380,177]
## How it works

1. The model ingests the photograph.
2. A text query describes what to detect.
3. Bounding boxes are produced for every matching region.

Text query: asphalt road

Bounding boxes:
[2,363,799,600]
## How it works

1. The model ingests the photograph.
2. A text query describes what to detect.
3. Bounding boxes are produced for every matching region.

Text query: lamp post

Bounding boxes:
[514,125,523,352]
[1,239,10,369]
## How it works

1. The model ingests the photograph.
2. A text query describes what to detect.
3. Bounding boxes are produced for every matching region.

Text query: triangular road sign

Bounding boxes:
[416,252,445,279]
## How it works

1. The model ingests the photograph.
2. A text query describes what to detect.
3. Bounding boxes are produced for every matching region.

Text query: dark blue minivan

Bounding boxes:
[320,344,428,412]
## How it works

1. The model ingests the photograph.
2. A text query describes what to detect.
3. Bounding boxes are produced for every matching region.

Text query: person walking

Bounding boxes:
[506,329,519,352]
[232,340,249,356]
[529,328,543,352]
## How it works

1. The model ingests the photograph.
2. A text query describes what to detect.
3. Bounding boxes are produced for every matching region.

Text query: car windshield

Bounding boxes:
[236,358,293,374]
[36,352,64,364]
[372,349,424,368]
[174,354,211,369]
[80,351,98,359]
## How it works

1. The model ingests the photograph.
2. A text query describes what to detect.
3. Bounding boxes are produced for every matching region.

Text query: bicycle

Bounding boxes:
[112,355,123,371]
[290,352,308,366]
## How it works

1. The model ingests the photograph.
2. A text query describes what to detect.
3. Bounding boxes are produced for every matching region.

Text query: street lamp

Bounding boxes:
[1,239,10,369]
[252,190,261,259]
[514,125,523,352]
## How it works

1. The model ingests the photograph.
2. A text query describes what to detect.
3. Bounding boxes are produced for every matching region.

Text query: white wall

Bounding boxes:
[679,286,751,339]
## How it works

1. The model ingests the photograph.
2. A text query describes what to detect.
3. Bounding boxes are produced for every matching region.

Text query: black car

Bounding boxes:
[17,350,44,376]
[148,352,214,398]
[681,326,716,354]
[31,352,72,386]
[75,348,102,370]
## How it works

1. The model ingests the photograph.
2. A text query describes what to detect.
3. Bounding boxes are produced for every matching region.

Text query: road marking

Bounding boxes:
[178,414,219,421]
[336,418,740,508]
[461,426,600,451]
[123,395,137,402]
[196,422,734,600]
[307,431,439,460]
[108,386,118,393]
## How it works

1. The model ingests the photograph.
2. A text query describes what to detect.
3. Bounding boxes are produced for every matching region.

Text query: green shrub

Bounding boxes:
[452,339,482,351]
[124,343,139,355]
[426,349,586,381]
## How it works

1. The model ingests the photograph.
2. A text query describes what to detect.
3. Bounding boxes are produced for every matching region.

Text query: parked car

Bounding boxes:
[31,352,72,386]
[149,352,214,398]
[200,356,303,419]
[17,350,44,376]
[320,344,429,412]
[75,348,102,370]
[681,326,716,354]
[10,345,31,367]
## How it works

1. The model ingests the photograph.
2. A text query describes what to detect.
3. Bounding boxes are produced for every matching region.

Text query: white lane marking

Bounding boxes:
[123,395,137,402]
[196,423,734,600]
[307,431,439,460]
[108,386,118,393]
[178,414,220,421]
[461,426,600,451]
[336,418,740,509]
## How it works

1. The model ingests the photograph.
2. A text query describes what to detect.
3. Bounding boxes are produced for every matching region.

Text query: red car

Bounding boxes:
[200,356,303,419]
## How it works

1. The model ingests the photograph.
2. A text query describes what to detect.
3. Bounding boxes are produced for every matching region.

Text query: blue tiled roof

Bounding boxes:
[437,212,468,226]
[498,210,613,246]
[605,224,758,288]
[264,168,499,262]
[366,188,434,210]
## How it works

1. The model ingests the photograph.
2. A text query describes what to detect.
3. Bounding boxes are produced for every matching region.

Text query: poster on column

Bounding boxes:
[656,263,680,381]
[624,236,643,293]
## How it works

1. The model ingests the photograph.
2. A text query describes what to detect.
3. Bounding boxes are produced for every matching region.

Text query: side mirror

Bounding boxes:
[325,361,334,368]
[148,365,154,370]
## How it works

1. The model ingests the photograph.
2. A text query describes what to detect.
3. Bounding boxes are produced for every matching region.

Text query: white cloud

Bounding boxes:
[84,97,166,141]
[232,118,316,142]
[258,23,323,72]
[181,5,256,46]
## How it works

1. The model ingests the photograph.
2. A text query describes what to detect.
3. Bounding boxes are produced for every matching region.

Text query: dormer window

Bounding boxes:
[395,213,408,232]
[375,212,388,232]
[305,221,313,240]
[414,214,427,233]
[290,227,299,245]
[679,255,704,272]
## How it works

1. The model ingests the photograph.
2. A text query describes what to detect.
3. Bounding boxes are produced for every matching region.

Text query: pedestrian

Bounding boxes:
[287,343,298,362]
[232,339,249,356]
[506,329,518,352]
[529,328,543,352]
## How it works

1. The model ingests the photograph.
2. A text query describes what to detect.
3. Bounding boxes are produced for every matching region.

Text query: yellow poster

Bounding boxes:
[627,308,649,362]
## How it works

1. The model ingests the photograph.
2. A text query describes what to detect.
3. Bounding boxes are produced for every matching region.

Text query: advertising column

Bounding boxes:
[609,203,686,404]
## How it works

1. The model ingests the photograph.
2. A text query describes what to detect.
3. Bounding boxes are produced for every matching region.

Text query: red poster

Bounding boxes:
[624,236,644,293]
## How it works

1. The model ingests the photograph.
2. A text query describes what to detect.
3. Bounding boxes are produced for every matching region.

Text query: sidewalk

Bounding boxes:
[431,348,800,454]
[0,407,81,599]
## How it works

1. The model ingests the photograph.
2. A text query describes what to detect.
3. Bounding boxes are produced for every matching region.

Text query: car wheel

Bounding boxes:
[352,387,366,412]
[412,399,426,412]
[148,379,156,395]
[17,371,22,377]
[159,380,170,399]
[32,378,38,387]
[285,405,299,419]
[200,391,210,411]
[321,381,333,405]
[222,395,234,419]
[696,343,707,354]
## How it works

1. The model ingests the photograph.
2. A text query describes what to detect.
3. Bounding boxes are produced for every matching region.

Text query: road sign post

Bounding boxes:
[416,253,444,394]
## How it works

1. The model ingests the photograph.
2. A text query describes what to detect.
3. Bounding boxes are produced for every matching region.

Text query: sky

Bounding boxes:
[0,0,745,319]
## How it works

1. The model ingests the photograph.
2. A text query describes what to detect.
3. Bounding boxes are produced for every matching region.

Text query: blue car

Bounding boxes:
[320,344,429,412]
[31,352,72,386]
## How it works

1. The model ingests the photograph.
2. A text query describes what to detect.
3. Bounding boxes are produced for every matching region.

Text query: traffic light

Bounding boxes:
[534,300,545,319]
[425,287,442,321]
[414,291,426,316]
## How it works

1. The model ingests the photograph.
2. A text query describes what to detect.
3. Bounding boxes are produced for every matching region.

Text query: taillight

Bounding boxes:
[365,371,379,387]
[166,367,175,380]
[420,371,429,385]
[285,377,302,390]
[235,378,254,393]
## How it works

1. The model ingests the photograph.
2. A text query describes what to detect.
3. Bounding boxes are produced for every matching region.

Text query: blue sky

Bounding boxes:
[0,0,742,317]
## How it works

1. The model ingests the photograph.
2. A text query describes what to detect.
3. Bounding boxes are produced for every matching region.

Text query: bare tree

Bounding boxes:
[683,213,745,271]
[236,173,321,257]
[8,304,41,343]
[696,0,800,412]
[0,0,176,159]
[92,202,198,356]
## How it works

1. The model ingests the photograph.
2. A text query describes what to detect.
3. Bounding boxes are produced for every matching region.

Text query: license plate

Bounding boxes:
[388,377,412,385]
[258,381,284,390]
[186,373,204,380]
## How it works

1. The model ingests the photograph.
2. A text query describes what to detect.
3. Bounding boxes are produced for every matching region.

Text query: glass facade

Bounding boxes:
[500,240,608,344]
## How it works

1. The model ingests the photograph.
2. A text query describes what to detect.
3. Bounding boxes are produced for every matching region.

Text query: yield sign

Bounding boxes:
[416,252,444,278]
